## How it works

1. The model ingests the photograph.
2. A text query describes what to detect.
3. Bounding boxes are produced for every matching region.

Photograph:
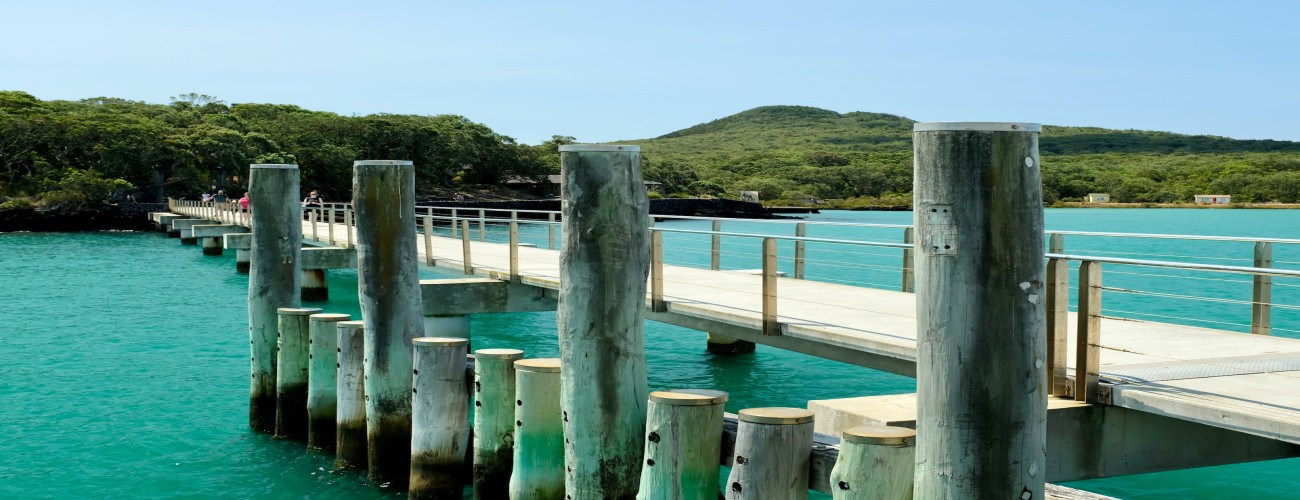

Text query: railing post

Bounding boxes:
[1253,241,1273,335]
[1046,258,1070,397]
[478,209,486,242]
[344,209,353,248]
[901,227,915,292]
[711,220,722,271]
[311,207,319,240]
[547,212,556,250]
[509,221,520,282]
[461,219,473,274]
[652,230,665,312]
[328,207,336,244]
[1049,232,1065,254]
[450,208,459,238]
[423,215,434,266]
[762,237,779,336]
[794,222,806,280]
[1075,260,1102,403]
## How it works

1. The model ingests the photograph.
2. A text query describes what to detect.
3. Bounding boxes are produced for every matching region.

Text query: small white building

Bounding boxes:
[1194,194,1232,204]
[1086,193,1111,203]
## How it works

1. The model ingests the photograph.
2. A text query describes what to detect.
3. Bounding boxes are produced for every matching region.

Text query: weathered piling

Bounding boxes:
[409,337,471,499]
[276,307,322,440]
[726,408,814,500]
[235,250,250,273]
[248,163,302,433]
[829,426,916,500]
[354,159,423,489]
[912,122,1046,498]
[509,358,564,500]
[473,348,525,498]
[302,269,328,302]
[308,313,351,451]
[636,390,729,500]
[335,320,368,471]
[202,236,223,255]
[556,144,649,498]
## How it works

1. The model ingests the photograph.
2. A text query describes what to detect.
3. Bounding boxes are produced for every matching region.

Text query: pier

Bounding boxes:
[146,127,1300,498]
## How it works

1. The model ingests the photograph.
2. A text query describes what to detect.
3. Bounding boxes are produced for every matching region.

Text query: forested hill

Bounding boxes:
[628,105,1300,206]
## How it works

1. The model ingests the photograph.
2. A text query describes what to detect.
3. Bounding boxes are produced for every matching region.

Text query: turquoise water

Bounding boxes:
[2,209,1298,498]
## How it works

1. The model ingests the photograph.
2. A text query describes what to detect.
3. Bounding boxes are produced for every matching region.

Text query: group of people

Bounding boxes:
[201,189,251,225]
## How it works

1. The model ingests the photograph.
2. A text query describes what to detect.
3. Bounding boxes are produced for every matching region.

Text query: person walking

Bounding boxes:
[239,192,251,226]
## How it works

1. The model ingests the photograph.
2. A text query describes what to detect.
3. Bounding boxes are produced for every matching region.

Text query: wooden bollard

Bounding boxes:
[276,307,322,440]
[556,144,650,498]
[473,348,525,499]
[636,389,728,500]
[410,337,471,499]
[354,160,423,489]
[247,163,302,433]
[308,313,351,451]
[509,358,564,500]
[726,408,814,500]
[912,122,1047,498]
[829,426,916,499]
[335,320,367,471]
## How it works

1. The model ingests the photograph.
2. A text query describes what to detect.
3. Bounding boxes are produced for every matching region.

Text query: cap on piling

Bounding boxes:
[353,160,414,166]
[738,407,815,425]
[475,348,525,359]
[913,122,1041,133]
[649,389,729,406]
[336,320,365,328]
[557,145,640,153]
[309,313,352,322]
[514,358,561,373]
[278,307,324,316]
[842,426,916,446]
[413,337,469,347]
[250,164,299,169]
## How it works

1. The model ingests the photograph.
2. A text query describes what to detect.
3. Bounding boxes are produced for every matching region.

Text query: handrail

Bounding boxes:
[1045,253,1300,278]
[651,227,911,250]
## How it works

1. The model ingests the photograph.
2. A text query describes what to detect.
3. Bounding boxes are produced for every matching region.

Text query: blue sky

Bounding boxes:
[3,1,1297,144]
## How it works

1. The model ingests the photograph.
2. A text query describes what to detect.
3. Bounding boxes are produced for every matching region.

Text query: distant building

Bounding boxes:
[740,191,760,204]
[1086,193,1111,203]
[1194,194,1232,204]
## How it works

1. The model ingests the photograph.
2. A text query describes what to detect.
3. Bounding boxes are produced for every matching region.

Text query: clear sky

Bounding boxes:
[3,1,1297,144]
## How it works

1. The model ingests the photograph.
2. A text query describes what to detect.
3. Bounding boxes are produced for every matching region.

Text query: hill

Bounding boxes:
[625,106,1300,207]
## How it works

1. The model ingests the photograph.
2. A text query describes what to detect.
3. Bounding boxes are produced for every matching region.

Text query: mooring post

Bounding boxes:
[276,307,323,440]
[410,337,471,499]
[248,163,302,433]
[308,313,351,452]
[636,390,728,500]
[335,320,368,471]
[509,358,564,500]
[557,144,649,498]
[473,348,525,498]
[302,269,328,302]
[354,159,423,489]
[912,122,1046,498]
[726,408,814,500]
[829,426,916,499]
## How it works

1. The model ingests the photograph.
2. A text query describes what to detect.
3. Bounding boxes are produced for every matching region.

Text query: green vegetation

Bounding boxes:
[630,105,1300,207]
[0,91,549,207]
[3,93,1298,211]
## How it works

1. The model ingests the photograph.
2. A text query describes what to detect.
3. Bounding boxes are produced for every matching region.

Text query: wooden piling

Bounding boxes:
[829,426,916,500]
[509,358,564,500]
[636,390,728,500]
[912,122,1046,498]
[276,307,322,440]
[556,144,649,498]
[335,320,368,471]
[726,408,814,500]
[308,313,351,452]
[354,159,423,489]
[248,163,302,433]
[410,337,471,499]
[473,348,525,499]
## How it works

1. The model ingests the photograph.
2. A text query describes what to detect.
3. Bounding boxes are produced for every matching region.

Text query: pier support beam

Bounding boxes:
[247,163,302,433]
[235,249,250,273]
[354,159,423,489]
[423,314,470,339]
[202,237,223,255]
[556,144,650,498]
[706,333,756,355]
[302,269,328,302]
[912,122,1046,498]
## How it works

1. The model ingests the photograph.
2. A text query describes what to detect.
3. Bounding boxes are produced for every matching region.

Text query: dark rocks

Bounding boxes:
[0,203,165,232]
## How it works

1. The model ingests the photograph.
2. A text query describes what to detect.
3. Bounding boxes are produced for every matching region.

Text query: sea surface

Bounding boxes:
[2,209,1298,498]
